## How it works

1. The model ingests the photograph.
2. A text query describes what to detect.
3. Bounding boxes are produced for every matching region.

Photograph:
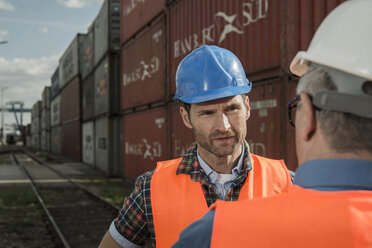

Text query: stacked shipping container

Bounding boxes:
[31,101,41,149]
[29,0,346,182]
[40,87,51,151]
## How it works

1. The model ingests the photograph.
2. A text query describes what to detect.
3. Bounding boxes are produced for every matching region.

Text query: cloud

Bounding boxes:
[0,29,8,40]
[0,55,59,108]
[0,0,14,11]
[40,27,48,34]
[57,0,103,8]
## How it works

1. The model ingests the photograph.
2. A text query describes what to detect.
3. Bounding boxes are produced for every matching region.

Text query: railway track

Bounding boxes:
[10,147,120,248]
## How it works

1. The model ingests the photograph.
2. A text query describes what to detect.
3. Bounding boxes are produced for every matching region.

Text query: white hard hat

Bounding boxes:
[290,0,372,81]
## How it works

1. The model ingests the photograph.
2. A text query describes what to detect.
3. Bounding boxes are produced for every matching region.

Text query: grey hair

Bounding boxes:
[297,67,372,153]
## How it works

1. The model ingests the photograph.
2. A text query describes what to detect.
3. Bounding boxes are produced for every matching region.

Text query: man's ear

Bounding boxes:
[299,93,317,142]
[180,106,193,129]
[245,95,250,121]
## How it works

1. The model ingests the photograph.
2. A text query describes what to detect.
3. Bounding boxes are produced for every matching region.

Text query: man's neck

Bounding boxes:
[198,145,243,174]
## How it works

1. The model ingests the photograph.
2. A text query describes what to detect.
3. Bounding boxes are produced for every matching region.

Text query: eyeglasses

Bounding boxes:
[288,95,300,127]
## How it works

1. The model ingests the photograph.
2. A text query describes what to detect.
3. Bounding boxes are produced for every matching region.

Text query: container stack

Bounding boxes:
[50,67,62,155]
[40,86,51,152]
[31,101,41,149]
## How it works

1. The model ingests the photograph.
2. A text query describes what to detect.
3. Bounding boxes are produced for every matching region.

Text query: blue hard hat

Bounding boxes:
[174,45,252,104]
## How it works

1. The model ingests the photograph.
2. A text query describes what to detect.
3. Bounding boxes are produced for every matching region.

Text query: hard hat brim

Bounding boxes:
[178,85,252,104]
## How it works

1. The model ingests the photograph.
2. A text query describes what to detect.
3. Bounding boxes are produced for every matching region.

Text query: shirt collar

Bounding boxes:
[197,143,245,183]
[294,159,372,191]
[176,141,252,182]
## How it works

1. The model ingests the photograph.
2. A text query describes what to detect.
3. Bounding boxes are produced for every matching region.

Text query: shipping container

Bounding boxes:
[42,87,51,110]
[61,120,81,161]
[95,117,109,173]
[167,0,346,96]
[51,67,60,100]
[32,101,41,118]
[94,54,121,117]
[31,117,40,135]
[120,0,166,44]
[61,77,80,123]
[169,102,195,158]
[26,136,32,148]
[79,27,95,80]
[94,0,120,66]
[32,133,40,150]
[51,95,61,127]
[122,107,167,181]
[82,74,95,121]
[121,15,166,110]
[40,109,50,131]
[247,77,298,171]
[40,131,50,152]
[59,34,83,89]
[82,121,94,165]
[109,116,122,176]
[51,125,62,155]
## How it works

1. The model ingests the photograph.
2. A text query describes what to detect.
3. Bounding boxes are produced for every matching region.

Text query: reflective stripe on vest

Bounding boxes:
[211,185,372,248]
[151,154,292,248]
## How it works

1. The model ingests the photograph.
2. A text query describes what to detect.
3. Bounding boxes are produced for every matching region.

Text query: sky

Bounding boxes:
[0,0,103,135]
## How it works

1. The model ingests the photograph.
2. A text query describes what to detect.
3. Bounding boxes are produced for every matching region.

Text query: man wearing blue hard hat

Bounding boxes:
[99,45,292,248]
[172,1,372,247]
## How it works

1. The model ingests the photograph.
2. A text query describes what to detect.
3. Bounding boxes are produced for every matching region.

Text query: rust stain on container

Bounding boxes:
[60,77,80,123]
[121,0,166,44]
[122,107,167,181]
[121,16,166,110]
[62,120,81,162]
[169,102,194,158]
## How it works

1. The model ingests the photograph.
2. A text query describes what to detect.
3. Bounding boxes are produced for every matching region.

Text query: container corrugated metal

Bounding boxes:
[40,131,50,152]
[168,0,346,96]
[59,34,82,89]
[95,117,109,173]
[121,16,166,110]
[121,0,165,44]
[26,136,32,147]
[94,54,121,116]
[42,87,51,110]
[82,74,95,121]
[79,28,95,80]
[40,109,50,131]
[122,107,167,181]
[31,117,40,134]
[51,67,60,100]
[51,95,61,127]
[60,77,80,123]
[246,77,298,171]
[169,102,195,158]
[32,101,41,118]
[51,125,62,155]
[110,116,122,176]
[32,133,40,150]
[94,0,121,66]
[61,120,81,161]
[82,121,94,165]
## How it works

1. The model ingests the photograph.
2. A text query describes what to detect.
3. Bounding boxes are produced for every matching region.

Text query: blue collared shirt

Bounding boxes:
[172,159,372,248]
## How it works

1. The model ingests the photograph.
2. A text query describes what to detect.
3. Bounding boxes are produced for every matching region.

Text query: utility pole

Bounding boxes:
[1,87,7,145]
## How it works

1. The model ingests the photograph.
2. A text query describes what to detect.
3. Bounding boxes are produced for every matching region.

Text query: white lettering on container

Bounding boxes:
[123,56,160,87]
[125,139,162,160]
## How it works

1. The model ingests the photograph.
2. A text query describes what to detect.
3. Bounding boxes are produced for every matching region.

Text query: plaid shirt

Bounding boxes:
[114,141,252,247]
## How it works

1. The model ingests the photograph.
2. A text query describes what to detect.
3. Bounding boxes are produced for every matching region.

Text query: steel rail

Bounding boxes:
[11,150,71,248]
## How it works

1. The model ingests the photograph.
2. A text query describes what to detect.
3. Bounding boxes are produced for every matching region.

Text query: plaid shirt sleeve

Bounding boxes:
[113,171,154,246]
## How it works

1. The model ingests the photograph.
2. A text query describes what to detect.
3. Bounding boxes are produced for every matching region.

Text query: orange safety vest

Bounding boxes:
[211,185,372,248]
[151,154,292,248]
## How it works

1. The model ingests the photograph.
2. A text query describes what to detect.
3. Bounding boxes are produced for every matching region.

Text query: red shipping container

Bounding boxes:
[60,77,80,123]
[62,120,81,162]
[247,77,298,171]
[168,0,345,97]
[122,107,167,181]
[169,102,195,158]
[121,0,166,44]
[121,16,166,110]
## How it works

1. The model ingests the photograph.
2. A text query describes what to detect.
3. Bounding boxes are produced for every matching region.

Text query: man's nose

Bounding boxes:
[215,113,231,132]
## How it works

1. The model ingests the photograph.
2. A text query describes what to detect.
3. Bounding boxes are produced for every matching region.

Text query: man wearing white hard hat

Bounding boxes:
[172,0,372,247]
[99,45,292,248]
